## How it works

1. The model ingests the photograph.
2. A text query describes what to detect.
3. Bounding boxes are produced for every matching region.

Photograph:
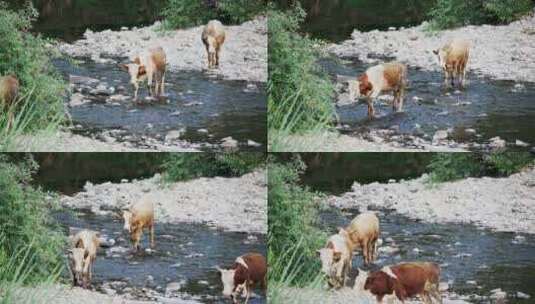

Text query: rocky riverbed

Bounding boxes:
[60,170,267,234]
[328,13,535,82]
[59,17,267,83]
[327,166,535,234]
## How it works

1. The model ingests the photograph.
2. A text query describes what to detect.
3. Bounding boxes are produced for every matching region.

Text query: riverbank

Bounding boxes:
[327,166,535,234]
[9,284,200,304]
[7,129,201,152]
[59,17,267,83]
[328,14,535,82]
[60,169,267,234]
[271,130,466,152]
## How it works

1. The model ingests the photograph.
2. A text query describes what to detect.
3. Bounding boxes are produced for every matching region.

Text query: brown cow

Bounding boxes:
[217,253,267,304]
[119,46,166,100]
[0,75,20,129]
[340,212,380,266]
[433,39,470,89]
[364,262,442,304]
[122,197,155,252]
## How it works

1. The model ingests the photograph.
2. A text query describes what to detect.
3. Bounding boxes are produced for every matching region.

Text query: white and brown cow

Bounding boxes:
[120,46,166,100]
[122,197,155,252]
[349,62,407,119]
[364,262,442,304]
[217,253,267,304]
[68,229,101,289]
[317,232,352,289]
[433,39,470,89]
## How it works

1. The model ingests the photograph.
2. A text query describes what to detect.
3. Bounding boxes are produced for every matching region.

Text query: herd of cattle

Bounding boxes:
[0,20,226,128]
[318,212,443,304]
[67,198,267,304]
[348,38,470,119]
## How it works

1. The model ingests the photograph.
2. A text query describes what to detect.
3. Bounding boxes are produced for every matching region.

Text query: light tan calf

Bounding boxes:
[120,46,166,100]
[340,212,380,266]
[350,62,407,119]
[123,197,155,251]
[69,229,100,288]
[317,233,352,289]
[202,20,226,69]
[433,39,470,88]
[0,75,20,129]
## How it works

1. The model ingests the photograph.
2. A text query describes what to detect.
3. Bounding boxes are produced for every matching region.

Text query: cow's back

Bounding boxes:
[148,46,166,73]
[392,262,439,297]
[0,75,19,106]
[444,39,469,69]
[202,20,226,42]
[132,197,154,224]
[347,212,379,243]
[241,253,267,282]
[382,62,406,89]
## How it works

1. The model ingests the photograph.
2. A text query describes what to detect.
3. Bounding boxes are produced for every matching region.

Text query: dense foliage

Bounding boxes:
[161,0,266,29]
[268,156,325,285]
[268,5,336,150]
[429,0,533,29]
[427,152,534,183]
[0,2,66,146]
[162,153,265,182]
[0,154,64,284]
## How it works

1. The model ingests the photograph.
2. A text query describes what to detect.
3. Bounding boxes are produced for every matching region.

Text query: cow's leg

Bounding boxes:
[161,72,166,96]
[392,91,399,111]
[362,241,369,265]
[244,282,250,304]
[150,222,155,248]
[147,73,154,97]
[367,98,375,119]
[398,85,405,112]
[216,46,221,68]
[133,83,139,100]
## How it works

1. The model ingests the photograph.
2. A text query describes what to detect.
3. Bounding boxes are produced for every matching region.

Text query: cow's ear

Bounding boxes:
[432,49,439,55]
[138,65,147,76]
[333,252,342,261]
[215,266,223,272]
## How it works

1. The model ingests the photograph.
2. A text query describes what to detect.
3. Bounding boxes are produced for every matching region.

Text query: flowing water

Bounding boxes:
[322,58,535,150]
[55,59,267,151]
[319,208,535,303]
[57,211,267,304]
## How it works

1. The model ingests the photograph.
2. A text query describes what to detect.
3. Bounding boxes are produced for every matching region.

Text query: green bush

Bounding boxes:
[429,0,533,29]
[268,157,326,285]
[161,0,266,29]
[0,154,65,284]
[427,152,534,183]
[268,5,336,151]
[162,153,265,182]
[0,2,66,148]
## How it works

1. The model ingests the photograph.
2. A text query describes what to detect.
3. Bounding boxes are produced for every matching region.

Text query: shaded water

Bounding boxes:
[57,211,267,304]
[4,0,165,42]
[276,0,434,42]
[298,153,434,195]
[323,58,535,150]
[55,59,267,151]
[320,208,535,303]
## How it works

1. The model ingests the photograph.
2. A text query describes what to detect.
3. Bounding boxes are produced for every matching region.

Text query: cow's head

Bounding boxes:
[432,48,448,71]
[216,266,238,301]
[316,247,343,286]
[119,61,147,86]
[68,248,86,286]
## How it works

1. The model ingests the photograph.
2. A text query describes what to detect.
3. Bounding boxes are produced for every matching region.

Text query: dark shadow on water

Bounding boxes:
[57,211,267,304]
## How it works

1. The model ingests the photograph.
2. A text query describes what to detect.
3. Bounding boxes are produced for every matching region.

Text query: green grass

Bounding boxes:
[161,0,266,29]
[426,152,534,184]
[268,156,326,285]
[268,5,337,151]
[428,0,533,30]
[0,2,67,151]
[162,153,265,182]
[0,154,65,284]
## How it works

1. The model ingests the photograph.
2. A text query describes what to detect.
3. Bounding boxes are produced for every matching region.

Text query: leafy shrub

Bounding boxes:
[268,5,336,150]
[0,154,64,284]
[268,156,326,285]
[427,152,534,183]
[162,153,265,182]
[429,0,533,29]
[161,0,266,29]
[0,2,66,141]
